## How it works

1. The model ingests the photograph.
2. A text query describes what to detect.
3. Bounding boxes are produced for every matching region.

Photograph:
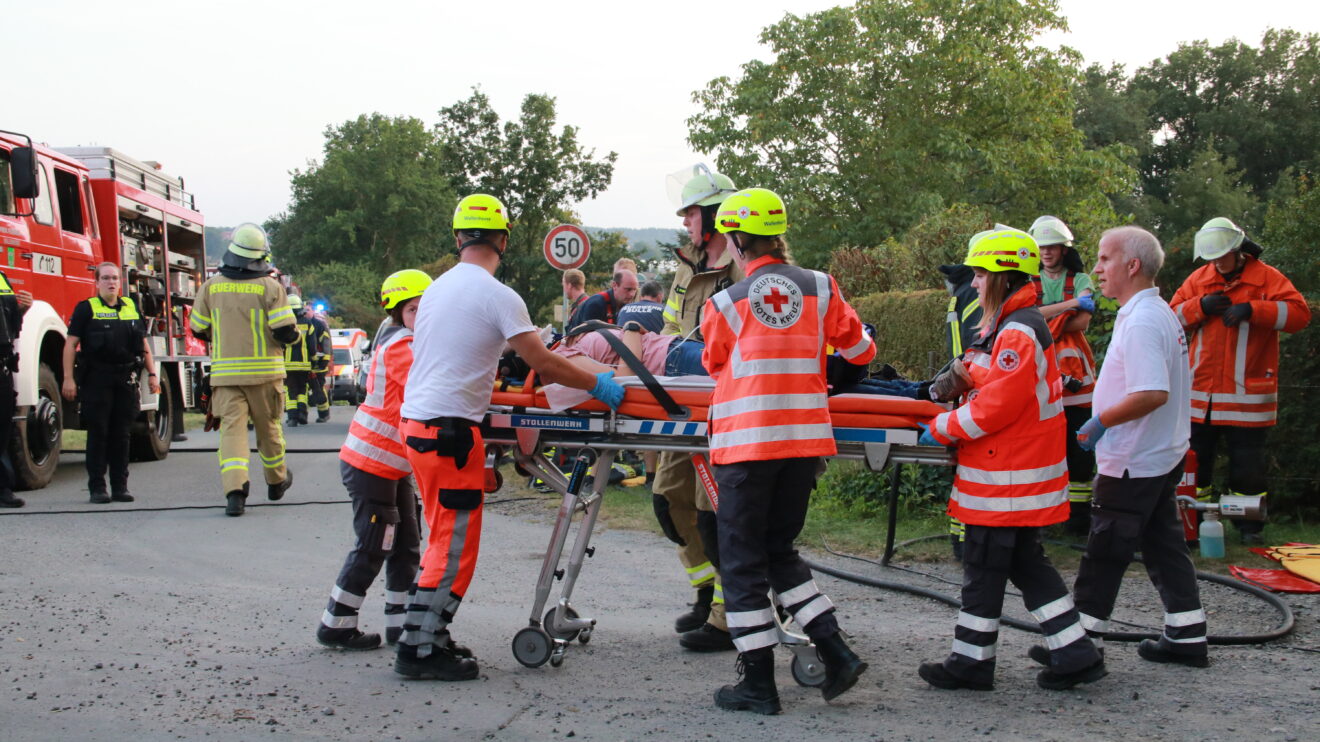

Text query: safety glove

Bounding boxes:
[1076,293,1096,313]
[1200,294,1231,316]
[1076,416,1107,452]
[917,423,941,447]
[1222,302,1253,326]
[589,370,625,410]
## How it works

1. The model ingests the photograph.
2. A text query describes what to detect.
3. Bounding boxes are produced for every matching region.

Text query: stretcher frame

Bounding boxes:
[482,402,954,673]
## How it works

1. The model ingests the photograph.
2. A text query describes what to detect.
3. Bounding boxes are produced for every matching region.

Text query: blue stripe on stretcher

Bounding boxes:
[833,427,919,445]
[630,420,706,437]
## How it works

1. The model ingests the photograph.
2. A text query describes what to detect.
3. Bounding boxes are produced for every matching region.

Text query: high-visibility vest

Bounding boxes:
[191,275,296,385]
[339,326,413,478]
[1031,272,1096,407]
[79,295,145,368]
[1169,256,1311,427]
[701,255,876,464]
[928,284,1070,528]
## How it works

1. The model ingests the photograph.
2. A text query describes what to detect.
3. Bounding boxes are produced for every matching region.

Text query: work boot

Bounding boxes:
[394,645,479,681]
[111,491,135,503]
[0,491,25,508]
[268,469,293,501]
[680,623,735,652]
[90,490,112,504]
[714,648,781,715]
[1036,659,1108,690]
[1137,638,1209,668]
[814,632,868,701]
[1028,643,1105,667]
[917,661,993,691]
[225,491,246,517]
[384,628,474,658]
[317,410,331,423]
[286,413,300,427]
[316,627,381,650]
[675,585,714,633]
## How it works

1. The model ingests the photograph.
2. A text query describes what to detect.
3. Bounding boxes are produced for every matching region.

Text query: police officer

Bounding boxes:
[61,262,159,503]
[190,224,299,516]
[283,295,313,427]
[0,269,31,508]
[306,304,332,423]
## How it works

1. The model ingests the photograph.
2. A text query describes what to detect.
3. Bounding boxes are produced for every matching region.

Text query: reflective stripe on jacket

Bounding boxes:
[928,284,1069,527]
[340,326,413,478]
[1168,257,1310,427]
[1033,272,1096,407]
[284,317,313,372]
[701,255,875,464]
[191,276,295,386]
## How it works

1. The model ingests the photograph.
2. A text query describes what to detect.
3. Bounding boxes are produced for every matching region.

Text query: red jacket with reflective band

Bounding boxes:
[1169,256,1310,427]
[1032,273,1096,408]
[339,326,414,478]
[700,255,876,464]
[928,285,1069,527]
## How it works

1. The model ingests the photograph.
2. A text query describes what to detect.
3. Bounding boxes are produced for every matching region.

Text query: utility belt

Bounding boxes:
[402,416,478,464]
[401,416,485,511]
[76,355,142,382]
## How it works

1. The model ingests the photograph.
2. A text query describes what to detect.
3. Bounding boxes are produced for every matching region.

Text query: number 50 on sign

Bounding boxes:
[543,225,591,271]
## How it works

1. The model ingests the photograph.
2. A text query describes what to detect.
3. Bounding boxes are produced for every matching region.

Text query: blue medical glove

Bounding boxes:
[590,370,625,411]
[1076,293,1096,313]
[917,423,940,447]
[1076,416,1107,451]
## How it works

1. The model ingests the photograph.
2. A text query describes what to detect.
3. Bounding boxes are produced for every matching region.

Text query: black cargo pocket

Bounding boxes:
[962,526,1015,570]
[1085,511,1142,562]
[439,488,482,511]
[406,423,475,464]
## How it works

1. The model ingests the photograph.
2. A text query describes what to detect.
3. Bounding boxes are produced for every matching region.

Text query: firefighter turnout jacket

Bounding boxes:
[664,241,744,340]
[700,255,876,464]
[340,325,413,479]
[190,275,296,385]
[927,283,1070,528]
[1169,255,1310,427]
[283,315,314,373]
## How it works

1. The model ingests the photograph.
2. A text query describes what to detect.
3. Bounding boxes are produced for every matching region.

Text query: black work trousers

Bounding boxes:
[322,460,421,638]
[714,457,839,654]
[1073,462,1207,657]
[945,524,1099,685]
[80,374,139,495]
[1190,423,1269,535]
[0,368,15,495]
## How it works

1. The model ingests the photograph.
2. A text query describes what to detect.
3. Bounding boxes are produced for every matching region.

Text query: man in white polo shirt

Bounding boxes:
[1050,225,1208,669]
[393,194,624,681]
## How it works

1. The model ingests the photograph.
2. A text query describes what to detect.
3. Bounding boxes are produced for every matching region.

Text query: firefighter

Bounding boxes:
[1169,218,1311,544]
[190,223,298,517]
[283,295,313,426]
[700,188,873,714]
[0,269,31,508]
[393,194,623,681]
[317,270,430,651]
[61,263,160,504]
[919,227,1105,692]
[652,164,741,652]
[306,302,332,423]
[1028,215,1099,534]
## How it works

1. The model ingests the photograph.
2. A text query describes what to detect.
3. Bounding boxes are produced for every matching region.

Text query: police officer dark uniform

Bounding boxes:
[61,262,159,503]
[0,269,30,508]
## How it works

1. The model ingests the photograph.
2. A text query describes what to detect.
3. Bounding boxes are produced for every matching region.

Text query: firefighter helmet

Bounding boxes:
[714,188,789,236]
[964,228,1041,276]
[453,194,511,232]
[669,164,738,217]
[380,269,432,310]
[1029,215,1074,247]
[227,223,269,260]
[1194,217,1246,261]
[286,294,303,311]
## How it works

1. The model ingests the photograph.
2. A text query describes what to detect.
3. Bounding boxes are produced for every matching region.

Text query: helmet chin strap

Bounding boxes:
[457,231,506,258]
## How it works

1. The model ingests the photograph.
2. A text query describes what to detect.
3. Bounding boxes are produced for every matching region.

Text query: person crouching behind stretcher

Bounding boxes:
[699,188,875,715]
[394,194,625,681]
[917,227,1107,692]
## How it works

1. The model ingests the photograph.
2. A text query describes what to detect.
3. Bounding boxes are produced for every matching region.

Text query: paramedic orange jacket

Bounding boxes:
[1031,274,1096,407]
[1168,256,1310,427]
[340,326,413,478]
[927,284,1070,527]
[700,255,875,464]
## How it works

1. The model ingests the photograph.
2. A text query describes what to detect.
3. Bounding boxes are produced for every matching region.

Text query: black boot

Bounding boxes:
[814,632,868,701]
[316,626,381,650]
[680,623,735,652]
[714,648,781,715]
[0,490,25,508]
[268,469,293,501]
[675,585,714,633]
[317,409,330,423]
[225,490,246,517]
[394,644,479,681]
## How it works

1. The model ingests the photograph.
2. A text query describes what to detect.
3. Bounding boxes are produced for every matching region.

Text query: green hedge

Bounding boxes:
[851,289,949,378]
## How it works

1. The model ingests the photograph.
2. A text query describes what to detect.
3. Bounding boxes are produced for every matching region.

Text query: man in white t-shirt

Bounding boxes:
[1039,226,1208,669]
[393,194,624,681]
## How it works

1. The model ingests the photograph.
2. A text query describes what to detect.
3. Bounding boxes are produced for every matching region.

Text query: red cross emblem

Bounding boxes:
[763,287,790,313]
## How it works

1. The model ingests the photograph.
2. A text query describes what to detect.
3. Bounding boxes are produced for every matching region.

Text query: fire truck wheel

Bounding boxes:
[130,371,172,462]
[10,363,62,491]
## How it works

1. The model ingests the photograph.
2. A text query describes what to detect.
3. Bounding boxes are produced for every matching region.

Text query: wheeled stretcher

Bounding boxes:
[481,375,954,674]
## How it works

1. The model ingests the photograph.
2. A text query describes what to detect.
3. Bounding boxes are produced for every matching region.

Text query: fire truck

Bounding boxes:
[1,130,208,490]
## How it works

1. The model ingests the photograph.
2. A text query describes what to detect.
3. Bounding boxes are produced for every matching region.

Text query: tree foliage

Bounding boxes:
[687,0,1134,267]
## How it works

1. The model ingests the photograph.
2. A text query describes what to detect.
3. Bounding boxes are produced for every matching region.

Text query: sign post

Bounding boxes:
[544,225,591,333]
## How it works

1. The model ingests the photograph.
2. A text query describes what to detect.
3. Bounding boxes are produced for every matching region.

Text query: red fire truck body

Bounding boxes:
[1,130,208,490]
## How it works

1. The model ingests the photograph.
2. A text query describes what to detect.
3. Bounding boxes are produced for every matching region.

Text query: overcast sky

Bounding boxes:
[9,1,1320,233]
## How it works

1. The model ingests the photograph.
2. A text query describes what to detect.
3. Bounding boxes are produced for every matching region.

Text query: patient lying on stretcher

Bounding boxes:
[553,325,708,378]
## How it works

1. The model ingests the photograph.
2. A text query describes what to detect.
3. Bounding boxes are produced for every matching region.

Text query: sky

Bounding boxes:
[9,1,1320,233]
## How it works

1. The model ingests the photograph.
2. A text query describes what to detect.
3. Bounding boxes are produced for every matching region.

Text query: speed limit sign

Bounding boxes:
[543,224,591,271]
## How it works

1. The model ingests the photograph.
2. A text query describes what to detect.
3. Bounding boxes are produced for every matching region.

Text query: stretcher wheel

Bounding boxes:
[549,646,566,667]
[578,627,592,644]
[790,649,827,688]
[512,627,554,668]
[543,606,582,642]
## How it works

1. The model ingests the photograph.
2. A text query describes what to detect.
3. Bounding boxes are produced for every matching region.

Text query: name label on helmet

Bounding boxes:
[749,274,803,329]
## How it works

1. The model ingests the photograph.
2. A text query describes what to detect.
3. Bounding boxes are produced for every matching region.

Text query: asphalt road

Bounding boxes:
[1,406,1317,741]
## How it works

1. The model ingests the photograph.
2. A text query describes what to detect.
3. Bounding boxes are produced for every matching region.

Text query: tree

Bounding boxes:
[435,90,616,323]
[687,0,1134,267]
